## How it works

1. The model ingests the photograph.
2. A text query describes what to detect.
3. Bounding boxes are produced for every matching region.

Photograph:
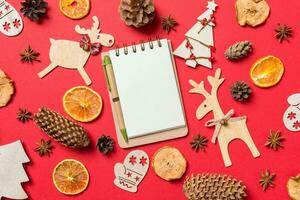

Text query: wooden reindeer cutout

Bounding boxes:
[189,68,260,167]
[38,16,115,85]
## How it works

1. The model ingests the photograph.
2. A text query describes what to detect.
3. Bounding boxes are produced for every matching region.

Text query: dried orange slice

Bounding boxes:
[63,86,102,122]
[59,0,90,19]
[250,55,284,88]
[53,159,89,195]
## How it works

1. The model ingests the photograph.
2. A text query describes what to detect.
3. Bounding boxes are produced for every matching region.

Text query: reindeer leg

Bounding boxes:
[218,137,232,167]
[77,67,92,85]
[38,63,58,78]
[241,126,260,158]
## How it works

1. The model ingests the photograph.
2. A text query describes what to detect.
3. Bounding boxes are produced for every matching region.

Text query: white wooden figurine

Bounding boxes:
[38,16,115,85]
[0,0,23,37]
[0,140,30,200]
[283,93,300,132]
[114,150,149,193]
[189,68,260,167]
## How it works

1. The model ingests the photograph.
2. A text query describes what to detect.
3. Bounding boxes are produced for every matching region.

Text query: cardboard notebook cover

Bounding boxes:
[101,40,188,148]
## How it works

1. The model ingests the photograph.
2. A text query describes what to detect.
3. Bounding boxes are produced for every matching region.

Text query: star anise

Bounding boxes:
[35,139,53,157]
[17,108,32,123]
[190,134,208,152]
[275,24,292,43]
[265,130,284,151]
[161,15,178,34]
[20,46,40,63]
[259,169,276,191]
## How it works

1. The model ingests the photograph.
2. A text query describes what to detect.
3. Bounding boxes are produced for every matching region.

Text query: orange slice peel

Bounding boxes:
[250,55,284,88]
[63,86,102,122]
[53,159,89,195]
[59,0,90,19]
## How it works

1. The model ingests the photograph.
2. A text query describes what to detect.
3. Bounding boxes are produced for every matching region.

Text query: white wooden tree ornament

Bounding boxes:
[114,150,149,193]
[283,93,300,132]
[0,140,30,200]
[189,68,260,167]
[0,0,24,37]
[174,0,217,69]
[38,16,115,85]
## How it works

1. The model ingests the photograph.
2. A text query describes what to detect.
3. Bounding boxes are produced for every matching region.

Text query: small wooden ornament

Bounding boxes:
[0,0,24,37]
[189,68,260,167]
[38,16,114,85]
[0,140,30,200]
[283,93,300,132]
[174,0,217,69]
[114,150,149,193]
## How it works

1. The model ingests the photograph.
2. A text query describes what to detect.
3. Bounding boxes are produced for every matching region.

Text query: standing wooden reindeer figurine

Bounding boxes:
[189,68,260,167]
[38,16,115,85]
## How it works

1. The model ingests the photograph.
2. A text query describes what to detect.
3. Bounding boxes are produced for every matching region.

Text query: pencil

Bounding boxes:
[103,55,128,143]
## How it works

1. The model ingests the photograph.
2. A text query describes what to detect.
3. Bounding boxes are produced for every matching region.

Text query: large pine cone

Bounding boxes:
[119,0,155,28]
[34,107,90,149]
[183,173,247,200]
[225,41,252,61]
[231,81,252,102]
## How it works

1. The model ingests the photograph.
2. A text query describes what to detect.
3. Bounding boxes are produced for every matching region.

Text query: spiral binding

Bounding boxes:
[115,36,162,56]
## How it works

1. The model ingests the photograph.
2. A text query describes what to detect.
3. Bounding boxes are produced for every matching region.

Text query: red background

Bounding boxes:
[1,0,300,199]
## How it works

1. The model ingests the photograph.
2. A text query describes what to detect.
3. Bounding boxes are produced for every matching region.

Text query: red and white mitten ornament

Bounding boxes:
[114,150,149,193]
[283,93,300,132]
[0,0,23,36]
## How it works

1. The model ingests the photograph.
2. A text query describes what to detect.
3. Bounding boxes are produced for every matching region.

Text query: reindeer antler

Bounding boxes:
[207,68,224,96]
[75,24,89,35]
[189,80,211,98]
[75,16,101,35]
[91,16,100,32]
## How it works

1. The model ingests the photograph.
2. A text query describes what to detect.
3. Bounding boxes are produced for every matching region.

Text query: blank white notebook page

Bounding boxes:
[109,39,185,139]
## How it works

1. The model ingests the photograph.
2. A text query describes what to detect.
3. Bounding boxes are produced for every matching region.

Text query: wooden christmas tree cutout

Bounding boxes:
[0,140,30,199]
[189,68,260,167]
[174,0,217,69]
[283,93,300,132]
[38,16,115,85]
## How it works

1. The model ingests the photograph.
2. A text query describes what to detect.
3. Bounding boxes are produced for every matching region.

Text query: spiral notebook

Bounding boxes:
[102,39,188,148]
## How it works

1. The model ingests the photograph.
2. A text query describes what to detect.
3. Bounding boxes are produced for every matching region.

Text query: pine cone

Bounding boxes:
[20,0,48,22]
[119,0,155,28]
[225,41,252,61]
[96,135,114,155]
[183,173,247,200]
[34,107,90,149]
[231,81,252,102]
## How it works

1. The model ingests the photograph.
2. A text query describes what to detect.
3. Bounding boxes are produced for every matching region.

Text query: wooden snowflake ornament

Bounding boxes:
[0,140,30,199]
[189,68,260,167]
[174,0,217,69]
